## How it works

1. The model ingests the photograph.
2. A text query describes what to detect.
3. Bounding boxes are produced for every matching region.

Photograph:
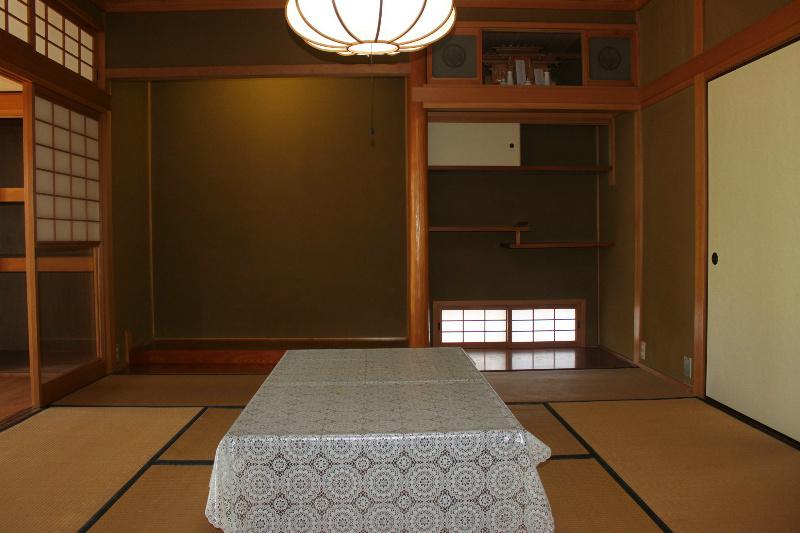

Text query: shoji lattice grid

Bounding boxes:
[34,96,100,242]
[0,0,30,42]
[34,0,94,81]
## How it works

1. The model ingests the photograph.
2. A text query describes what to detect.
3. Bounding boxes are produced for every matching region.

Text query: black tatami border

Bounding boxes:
[78,407,209,532]
[702,396,800,451]
[542,402,673,533]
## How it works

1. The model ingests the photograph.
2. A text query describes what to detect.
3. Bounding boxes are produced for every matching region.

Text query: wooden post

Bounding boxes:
[407,52,430,347]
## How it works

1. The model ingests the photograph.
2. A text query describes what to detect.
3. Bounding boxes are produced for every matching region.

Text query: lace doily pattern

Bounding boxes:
[205,348,555,532]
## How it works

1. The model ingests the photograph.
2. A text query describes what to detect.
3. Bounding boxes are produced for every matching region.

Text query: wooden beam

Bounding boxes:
[0,257,26,272]
[414,85,641,111]
[407,52,431,348]
[0,93,23,117]
[428,111,615,124]
[101,0,643,12]
[106,63,411,80]
[36,256,95,272]
[640,0,800,107]
[693,74,707,397]
[0,31,110,112]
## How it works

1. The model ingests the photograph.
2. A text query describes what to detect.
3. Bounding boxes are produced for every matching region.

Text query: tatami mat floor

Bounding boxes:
[1,370,798,532]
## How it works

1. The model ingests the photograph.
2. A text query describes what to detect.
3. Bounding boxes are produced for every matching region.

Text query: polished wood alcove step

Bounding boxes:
[502,241,614,249]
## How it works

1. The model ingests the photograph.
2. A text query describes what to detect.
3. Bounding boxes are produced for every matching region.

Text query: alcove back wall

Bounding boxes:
[112,78,407,341]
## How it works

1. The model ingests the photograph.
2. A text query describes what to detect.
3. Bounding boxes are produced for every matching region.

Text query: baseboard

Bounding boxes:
[703,396,800,451]
[634,359,694,393]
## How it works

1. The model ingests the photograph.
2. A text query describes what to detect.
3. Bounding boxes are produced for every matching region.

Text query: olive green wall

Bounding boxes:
[110,81,153,351]
[598,112,636,359]
[106,10,406,69]
[638,0,694,86]
[148,78,407,339]
[429,125,601,346]
[641,87,695,383]
[704,0,793,49]
[0,273,27,351]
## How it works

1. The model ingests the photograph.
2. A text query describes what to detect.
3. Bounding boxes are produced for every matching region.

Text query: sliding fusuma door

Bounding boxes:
[707,40,800,441]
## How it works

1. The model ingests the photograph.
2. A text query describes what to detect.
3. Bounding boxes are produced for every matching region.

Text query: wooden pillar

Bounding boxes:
[407,52,430,347]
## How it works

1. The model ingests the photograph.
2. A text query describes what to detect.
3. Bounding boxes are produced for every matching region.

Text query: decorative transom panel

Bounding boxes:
[0,0,30,42]
[34,0,94,81]
[34,95,100,243]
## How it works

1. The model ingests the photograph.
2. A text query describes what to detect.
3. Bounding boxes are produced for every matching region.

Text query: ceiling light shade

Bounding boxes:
[286,0,456,56]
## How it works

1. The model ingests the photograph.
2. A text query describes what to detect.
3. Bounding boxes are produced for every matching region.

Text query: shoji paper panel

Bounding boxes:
[0,0,30,42]
[34,96,100,242]
[34,0,94,81]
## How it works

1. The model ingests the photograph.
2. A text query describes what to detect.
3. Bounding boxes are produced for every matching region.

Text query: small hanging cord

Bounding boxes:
[369,53,376,147]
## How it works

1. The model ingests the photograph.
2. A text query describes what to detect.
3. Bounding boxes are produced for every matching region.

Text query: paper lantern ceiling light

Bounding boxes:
[286,0,456,56]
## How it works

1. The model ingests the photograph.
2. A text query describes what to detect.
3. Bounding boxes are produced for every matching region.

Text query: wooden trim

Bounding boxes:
[106,63,411,81]
[432,298,587,348]
[101,0,644,12]
[635,360,694,393]
[456,21,637,31]
[428,111,614,124]
[0,93,24,117]
[146,81,156,340]
[149,337,409,349]
[0,188,24,202]
[693,0,704,57]
[640,1,800,107]
[407,52,431,348]
[129,348,285,366]
[608,116,616,185]
[100,110,116,371]
[693,75,707,396]
[0,31,110,112]
[0,257,26,272]
[632,109,643,363]
[50,0,104,32]
[429,164,612,173]
[22,83,41,407]
[39,359,105,405]
[502,241,613,249]
[414,85,641,111]
[36,256,95,271]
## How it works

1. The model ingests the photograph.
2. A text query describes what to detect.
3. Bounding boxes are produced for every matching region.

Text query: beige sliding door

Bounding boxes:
[707,40,800,441]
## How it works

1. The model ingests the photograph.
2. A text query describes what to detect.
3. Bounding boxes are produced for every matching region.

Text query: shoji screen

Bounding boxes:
[0,0,30,41]
[34,0,95,81]
[33,96,101,243]
[707,40,800,441]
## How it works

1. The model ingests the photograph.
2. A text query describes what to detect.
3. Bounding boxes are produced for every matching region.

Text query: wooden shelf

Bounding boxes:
[429,165,611,174]
[502,241,614,249]
[430,223,529,233]
[0,188,24,202]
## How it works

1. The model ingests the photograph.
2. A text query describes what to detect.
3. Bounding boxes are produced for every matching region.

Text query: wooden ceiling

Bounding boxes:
[93,0,650,13]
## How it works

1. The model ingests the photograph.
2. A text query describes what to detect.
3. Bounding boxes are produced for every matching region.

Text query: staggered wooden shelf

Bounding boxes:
[429,165,612,174]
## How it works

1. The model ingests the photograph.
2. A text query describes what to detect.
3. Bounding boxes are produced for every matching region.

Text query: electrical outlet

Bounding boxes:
[683,356,693,380]
[640,341,646,360]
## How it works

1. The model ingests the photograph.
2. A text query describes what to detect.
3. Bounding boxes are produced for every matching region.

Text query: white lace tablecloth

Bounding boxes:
[206,348,554,532]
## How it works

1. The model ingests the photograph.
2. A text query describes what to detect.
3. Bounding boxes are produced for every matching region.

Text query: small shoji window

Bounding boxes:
[34,95,100,243]
[1,0,30,42]
[34,0,94,81]
[434,300,583,348]
[511,308,577,343]
[440,308,507,344]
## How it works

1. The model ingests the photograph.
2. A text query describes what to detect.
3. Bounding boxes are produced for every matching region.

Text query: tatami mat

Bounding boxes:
[161,408,242,461]
[0,407,199,533]
[510,404,587,456]
[89,465,216,533]
[486,368,692,403]
[553,399,800,532]
[54,374,266,406]
[539,459,661,533]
